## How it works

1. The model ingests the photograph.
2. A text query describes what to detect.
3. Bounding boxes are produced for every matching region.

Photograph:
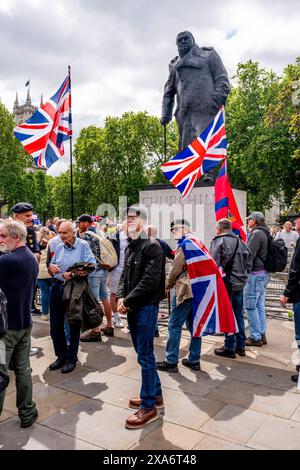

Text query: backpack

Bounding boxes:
[86,231,118,270]
[254,227,288,273]
[0,288,8,339]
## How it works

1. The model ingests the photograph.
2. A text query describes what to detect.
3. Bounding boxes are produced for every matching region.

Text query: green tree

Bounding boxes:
[226,60,299,210]
[73,112,178,215]
[0,103,32,211]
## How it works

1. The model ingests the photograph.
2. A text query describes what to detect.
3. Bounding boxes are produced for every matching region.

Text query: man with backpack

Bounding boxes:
[210,218,250,358]
[77,215,117,341]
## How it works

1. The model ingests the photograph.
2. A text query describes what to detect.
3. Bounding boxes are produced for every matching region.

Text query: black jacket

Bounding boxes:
[116,233,165,310]
[284,237,300,303]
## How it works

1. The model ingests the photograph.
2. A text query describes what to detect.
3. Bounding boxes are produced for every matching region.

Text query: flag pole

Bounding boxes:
[68,65,74,220]
[163,124,167,160]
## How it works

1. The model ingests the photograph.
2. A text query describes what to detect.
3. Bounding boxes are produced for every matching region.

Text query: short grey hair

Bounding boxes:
[217,218,232,232]
[0,220,27,242]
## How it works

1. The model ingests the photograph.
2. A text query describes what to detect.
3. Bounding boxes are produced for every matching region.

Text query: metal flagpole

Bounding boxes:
[68,65,74,220]
[163,124,167,161]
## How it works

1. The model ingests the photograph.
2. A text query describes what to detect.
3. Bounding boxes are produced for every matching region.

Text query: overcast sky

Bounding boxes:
[0,0,299,175]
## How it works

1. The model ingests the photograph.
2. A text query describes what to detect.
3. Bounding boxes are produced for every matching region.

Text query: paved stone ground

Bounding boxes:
[1,317,300,450]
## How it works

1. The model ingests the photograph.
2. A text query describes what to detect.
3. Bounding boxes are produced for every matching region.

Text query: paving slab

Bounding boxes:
[193,435,252,450]
[56,369,142,409]
[42,398,161,450]
[206,379,300,419]
[3,382,85,422]
[160,388,224,429]
[0,417,103,450]
[248,415,300,450]
[199,404,268,444]
[0,410,14,423]
[125,366,224,397]
[130,422,206,450]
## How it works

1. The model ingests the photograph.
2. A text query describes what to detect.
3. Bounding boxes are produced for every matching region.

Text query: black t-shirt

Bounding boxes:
[26,227,40,253]
[0,246,39,330]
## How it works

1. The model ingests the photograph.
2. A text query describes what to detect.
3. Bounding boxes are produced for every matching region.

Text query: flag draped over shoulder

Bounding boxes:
[215,159,246,242]
[179,235,238,337]
[161,107,227,200]
[14,75,72,169]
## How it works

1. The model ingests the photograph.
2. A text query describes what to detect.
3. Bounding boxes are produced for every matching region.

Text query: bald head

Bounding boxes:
[147,225,158,238]
[58,221,76,246]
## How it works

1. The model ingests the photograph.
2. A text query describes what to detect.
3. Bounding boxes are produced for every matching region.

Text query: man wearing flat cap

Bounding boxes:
[244,212,271,347]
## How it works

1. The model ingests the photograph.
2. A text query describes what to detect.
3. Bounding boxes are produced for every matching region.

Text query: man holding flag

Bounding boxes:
[156,218,237,373]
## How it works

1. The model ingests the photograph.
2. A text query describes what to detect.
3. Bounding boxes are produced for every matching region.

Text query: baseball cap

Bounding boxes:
[77,214,93,223]
[11,202,33,214]
[246,211,265,223]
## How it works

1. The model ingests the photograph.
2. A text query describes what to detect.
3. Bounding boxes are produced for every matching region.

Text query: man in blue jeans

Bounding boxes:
[244,212,271,346]
[156,219,202,373]
[116,206,165,429]
[280,214,300,382]
[210,218,250,358]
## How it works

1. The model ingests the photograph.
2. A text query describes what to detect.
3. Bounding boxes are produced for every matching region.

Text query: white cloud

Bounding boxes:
[1,0,299,175]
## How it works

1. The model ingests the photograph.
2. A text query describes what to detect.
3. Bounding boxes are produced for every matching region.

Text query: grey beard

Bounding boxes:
[0,247,12,254]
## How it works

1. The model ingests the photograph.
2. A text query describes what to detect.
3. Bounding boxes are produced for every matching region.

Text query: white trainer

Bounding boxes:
[113,313,124,328]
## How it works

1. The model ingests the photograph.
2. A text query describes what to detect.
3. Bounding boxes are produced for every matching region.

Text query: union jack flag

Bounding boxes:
[179,235,237,337]
[14,75,72,169]
[161,107,227,199]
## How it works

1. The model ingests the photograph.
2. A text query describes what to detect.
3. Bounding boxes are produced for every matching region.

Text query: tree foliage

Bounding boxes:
[226,60,300,211]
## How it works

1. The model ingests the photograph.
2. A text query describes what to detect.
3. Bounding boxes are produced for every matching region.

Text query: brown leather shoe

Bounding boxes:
[125,407,158,429]
[80,330,102,342]
[129,396,164,410]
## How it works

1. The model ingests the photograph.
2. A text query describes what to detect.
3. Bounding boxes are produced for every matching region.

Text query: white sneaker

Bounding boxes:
[113,313,124,328]
[119,313,127,319]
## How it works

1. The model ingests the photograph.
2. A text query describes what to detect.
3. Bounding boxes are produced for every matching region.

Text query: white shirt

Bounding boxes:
[275,230,299,248]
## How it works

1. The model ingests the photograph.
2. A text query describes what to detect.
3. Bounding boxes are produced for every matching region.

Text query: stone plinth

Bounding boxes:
[139,182,246,247]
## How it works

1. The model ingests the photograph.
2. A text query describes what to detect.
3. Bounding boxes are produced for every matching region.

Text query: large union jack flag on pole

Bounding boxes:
[14,74,72,169]
[179,235,237,337]
[161,107,227,200]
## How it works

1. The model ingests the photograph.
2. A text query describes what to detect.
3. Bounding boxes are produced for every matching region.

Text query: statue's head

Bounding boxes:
[176,31,195,58]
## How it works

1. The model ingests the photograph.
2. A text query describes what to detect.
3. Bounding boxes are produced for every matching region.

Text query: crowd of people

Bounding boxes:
[0,201,299,430]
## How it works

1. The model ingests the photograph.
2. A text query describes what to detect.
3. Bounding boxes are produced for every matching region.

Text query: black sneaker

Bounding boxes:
[31,308,41,316]
[182,358,201,371]
[262,334,267,345]
[245,337,263,347]
[235,347,246,357]
[156,361,178,373]
[214,347,236,358]
[291,374,299,383]
[296,364,300,372]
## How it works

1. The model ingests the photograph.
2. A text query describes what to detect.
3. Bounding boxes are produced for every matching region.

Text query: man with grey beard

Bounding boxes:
[0,220,38,428]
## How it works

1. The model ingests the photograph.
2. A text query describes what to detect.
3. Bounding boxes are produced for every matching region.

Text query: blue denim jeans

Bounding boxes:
[166,298,202,364]
[244,271,270,341]
[224,289,246,351]
[127,304,162,410]
[293,302,300,351]
[37,278,52,314]
[88,269,108,301]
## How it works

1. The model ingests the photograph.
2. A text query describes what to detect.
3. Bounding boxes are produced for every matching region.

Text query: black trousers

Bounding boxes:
[49,281,81,363]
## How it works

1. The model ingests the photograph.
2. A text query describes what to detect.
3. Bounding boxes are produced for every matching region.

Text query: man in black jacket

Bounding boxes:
[280,214,300,382]
[117,206,165,429]
[210,218,250,358]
